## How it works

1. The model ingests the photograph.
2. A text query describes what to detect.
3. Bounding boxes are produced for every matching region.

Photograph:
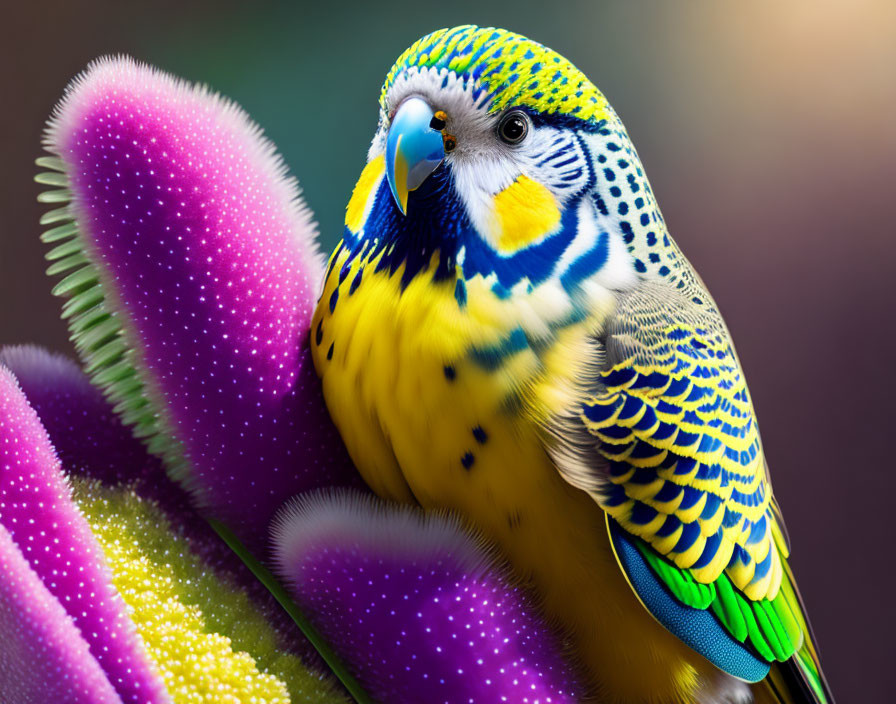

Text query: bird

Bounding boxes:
[311,25,833,704]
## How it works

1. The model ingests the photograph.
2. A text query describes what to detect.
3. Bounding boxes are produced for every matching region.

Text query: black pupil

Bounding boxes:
[501,114,526,142]
[430,115,446,131]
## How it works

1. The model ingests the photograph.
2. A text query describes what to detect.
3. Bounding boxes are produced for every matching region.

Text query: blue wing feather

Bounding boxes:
[607,517,770,682]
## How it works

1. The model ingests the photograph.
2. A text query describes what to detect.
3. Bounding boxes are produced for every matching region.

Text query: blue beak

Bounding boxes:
[385,97,445,215]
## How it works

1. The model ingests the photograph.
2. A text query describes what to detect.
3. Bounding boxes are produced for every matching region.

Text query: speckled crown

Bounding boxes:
[381,25,610,123]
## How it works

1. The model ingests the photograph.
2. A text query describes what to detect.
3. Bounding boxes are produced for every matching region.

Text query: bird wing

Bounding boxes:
[547,280,830,698]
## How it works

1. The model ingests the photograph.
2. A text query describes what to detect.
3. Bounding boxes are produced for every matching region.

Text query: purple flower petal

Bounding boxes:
[1,348,349,701]
[0,363,169,704]
[273,491,584,704]
[0,344,163,487]
[0,344,332,675]
[0,524,121,704]
[37,57,360,549]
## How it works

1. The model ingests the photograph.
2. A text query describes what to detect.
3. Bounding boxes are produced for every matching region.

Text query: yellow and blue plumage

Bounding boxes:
[312,25,833,703]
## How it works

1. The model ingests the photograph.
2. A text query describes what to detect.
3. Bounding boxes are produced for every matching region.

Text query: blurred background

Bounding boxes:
[2,1,893,699]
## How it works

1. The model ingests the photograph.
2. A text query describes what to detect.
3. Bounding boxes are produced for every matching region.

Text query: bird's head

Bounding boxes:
[345,25,684,295]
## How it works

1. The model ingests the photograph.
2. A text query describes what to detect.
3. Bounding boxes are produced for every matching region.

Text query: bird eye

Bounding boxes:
[430,111,448,131]
[497,110,529,144]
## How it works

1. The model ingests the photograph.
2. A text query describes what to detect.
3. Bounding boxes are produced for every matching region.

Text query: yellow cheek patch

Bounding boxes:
[345,154,385,233]
[492,175,561,254]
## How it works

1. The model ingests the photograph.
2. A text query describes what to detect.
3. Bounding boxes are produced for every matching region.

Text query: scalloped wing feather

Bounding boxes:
[549,281,832,700]
[578,283,782,601]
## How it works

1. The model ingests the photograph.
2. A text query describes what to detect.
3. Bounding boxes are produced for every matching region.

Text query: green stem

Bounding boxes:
[207,518,376,704]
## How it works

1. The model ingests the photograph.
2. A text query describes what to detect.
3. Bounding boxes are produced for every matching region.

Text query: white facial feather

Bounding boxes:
[377,68,581,243]
[372,68,644,314]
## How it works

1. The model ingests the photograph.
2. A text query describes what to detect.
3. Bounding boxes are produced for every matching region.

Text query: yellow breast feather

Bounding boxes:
[312,242,728,701]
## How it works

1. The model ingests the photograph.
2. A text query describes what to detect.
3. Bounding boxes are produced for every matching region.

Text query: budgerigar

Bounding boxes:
[312,25,833,704]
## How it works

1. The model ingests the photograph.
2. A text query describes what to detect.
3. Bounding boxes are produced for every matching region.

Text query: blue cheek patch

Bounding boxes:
[461,199,581,289]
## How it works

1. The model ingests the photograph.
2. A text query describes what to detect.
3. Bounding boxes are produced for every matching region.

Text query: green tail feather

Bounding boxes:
[636,540,801,664]
[795,646,829,703]
[635,533,834,702]
[768,535,834,703]
[762,646,831,704]
[638,541,716,609]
